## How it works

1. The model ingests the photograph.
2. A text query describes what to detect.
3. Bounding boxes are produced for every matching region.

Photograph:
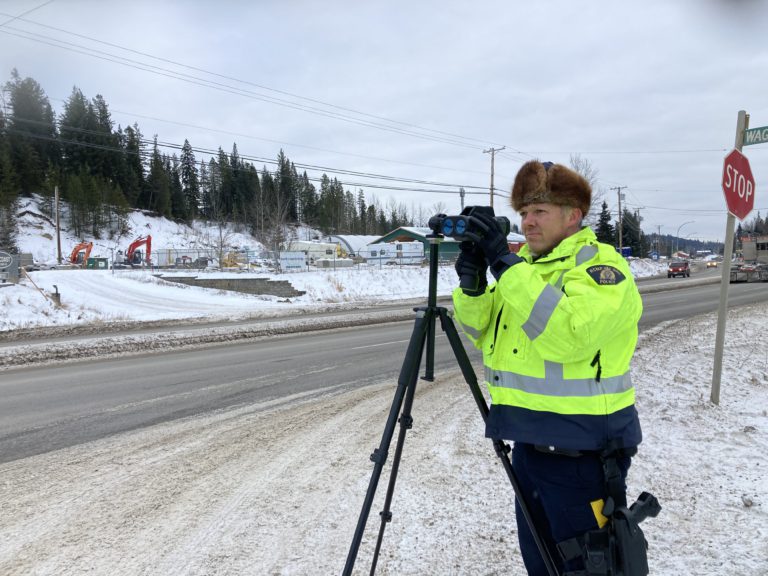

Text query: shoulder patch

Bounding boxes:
[586,265,626,285]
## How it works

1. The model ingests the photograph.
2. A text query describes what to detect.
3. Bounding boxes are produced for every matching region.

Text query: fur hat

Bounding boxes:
[511,160,591,216]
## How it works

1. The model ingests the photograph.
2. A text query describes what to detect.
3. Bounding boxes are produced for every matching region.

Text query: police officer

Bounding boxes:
[452,160,643,575]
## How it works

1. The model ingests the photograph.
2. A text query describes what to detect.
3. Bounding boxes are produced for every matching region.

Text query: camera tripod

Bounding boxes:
[342,234,560,576]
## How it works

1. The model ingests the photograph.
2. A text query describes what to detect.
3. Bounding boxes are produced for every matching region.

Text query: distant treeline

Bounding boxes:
[0,70,415,252]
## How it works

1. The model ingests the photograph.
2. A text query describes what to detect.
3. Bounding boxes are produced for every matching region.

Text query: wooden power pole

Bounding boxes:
[610,186,627,251]
[483,146,505,208]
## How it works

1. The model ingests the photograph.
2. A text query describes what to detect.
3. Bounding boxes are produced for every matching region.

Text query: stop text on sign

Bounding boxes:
[723,163,754,203]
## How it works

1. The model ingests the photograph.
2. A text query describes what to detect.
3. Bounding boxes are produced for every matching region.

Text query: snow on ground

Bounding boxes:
[0,301,766,575]
[2,260,666,333]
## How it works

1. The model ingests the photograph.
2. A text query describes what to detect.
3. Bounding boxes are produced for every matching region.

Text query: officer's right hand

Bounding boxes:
[455,241,487,296]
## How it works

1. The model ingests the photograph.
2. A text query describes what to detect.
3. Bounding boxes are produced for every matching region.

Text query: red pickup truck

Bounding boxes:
[668,261,690,278]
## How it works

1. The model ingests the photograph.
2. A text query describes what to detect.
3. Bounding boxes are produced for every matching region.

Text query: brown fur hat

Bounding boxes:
[511,160,591,216]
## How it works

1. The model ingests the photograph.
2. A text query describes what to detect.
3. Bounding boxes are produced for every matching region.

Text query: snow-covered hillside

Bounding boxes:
[15,194,268,266]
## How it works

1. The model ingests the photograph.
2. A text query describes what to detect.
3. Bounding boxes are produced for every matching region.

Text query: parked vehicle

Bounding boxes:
[69,241,93,266]
[114,236,152,268]
[668,261,690,278]
[363,241,424,265]
[730,262,768,283]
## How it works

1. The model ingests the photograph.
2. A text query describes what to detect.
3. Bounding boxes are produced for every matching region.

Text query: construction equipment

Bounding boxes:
[69,242,93,266]
[123,235,152,267]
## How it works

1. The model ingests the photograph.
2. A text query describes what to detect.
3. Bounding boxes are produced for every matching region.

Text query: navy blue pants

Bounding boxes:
[512,443,631,576]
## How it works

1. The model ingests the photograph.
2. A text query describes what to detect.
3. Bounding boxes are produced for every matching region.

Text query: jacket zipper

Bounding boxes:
[492,304,504,352]
[591,350,602,382]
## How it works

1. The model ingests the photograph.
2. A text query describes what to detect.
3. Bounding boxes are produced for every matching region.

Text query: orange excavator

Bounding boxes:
[69,241,93,266]
[124,235,152,266]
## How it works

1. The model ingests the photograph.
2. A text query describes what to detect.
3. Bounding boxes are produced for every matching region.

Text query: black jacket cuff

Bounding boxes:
[490,253,523,280]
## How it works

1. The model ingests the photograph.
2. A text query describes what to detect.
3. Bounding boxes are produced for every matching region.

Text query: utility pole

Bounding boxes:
[657,224,662,256]
[55,185,62,264]
[609,186,627,251]
[459,187,466,210]
[483,146,505,208]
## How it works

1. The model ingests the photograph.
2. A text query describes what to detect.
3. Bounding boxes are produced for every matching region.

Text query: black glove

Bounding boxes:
[466,212,523,280]
[455,241,487,296]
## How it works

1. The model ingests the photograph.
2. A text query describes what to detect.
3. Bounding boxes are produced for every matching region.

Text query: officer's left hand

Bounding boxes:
[465,213,523,280]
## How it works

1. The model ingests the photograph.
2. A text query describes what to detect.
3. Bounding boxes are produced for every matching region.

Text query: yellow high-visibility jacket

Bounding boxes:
[453,227,643,450]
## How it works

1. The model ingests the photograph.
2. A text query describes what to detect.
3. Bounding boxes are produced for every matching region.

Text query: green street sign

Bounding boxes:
[743,125,768,146]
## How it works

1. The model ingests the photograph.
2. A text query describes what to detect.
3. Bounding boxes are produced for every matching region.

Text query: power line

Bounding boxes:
[0,0,54,27]
[0,11,511,152]
[44,98,492,178]
[0,22,498,152]
[5,126,491,196]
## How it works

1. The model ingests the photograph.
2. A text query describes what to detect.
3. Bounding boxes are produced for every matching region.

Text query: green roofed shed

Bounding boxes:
[369,227,462,260]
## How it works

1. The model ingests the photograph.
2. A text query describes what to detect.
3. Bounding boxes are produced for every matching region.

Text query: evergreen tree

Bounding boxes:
[0,110,18,250]
[594,201,615,244]
[168,155,186,220]
[5,70,58,194]
[619,209,649,258]
[366,204,377,236]
[357,190,367,234]
[103,179,130,239]
[275,150,298,223]
[216,147,234,218]
[377,208,388,235]
[318,174,332,232]
[145,139,171,216]
[242,162,261,233]
[65,171,86,238]
[199,159,211,217]
[344,190,356,232]
[59,86,94,175]
[180,139,199,219]
[90,94,121,181]
[0,109,18,200]
[82,170,102,238]
[121,124,145,206]
[296,170,317,229]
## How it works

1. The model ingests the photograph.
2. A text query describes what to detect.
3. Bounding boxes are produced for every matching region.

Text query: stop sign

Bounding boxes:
[722,149,755,220]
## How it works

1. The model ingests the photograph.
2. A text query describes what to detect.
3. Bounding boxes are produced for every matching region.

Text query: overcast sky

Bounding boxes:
[3,0,768,243]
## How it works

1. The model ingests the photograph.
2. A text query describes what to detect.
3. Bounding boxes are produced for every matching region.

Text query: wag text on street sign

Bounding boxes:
[721,149,755,221]
[743,125,768,146]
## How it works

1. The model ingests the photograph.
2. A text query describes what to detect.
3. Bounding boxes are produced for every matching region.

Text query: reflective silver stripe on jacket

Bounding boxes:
[522,284,563,341]
[485,363,632,397]
[576,244,598,266]
[457,320,482,339]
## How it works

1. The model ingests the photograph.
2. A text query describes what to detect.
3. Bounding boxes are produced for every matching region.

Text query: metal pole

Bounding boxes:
[712,109,748,405]
[675,221,694,256]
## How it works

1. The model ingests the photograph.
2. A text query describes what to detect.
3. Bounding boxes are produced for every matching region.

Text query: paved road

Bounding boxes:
[1,275,766,463]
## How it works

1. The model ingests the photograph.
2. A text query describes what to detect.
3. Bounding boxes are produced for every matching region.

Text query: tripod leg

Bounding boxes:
[438,308,561,576]
[342,307,433,576]
[368,308,432,575]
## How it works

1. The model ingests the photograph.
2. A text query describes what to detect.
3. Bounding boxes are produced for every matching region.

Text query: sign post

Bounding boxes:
[711,111,756,405]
